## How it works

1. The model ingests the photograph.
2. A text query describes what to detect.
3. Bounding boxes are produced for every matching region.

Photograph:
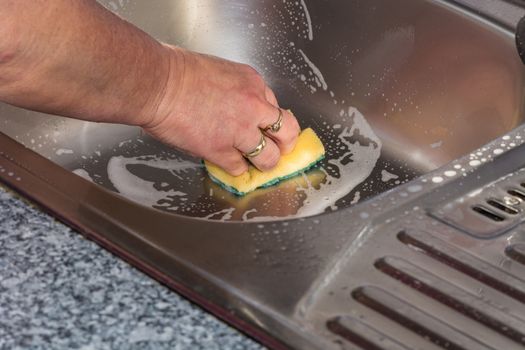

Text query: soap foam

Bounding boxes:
[100,1,382,222]
[240,107,381,222]
[381,170,399,182]
[107,156,199,208]
[298,49,328,91]
[56,148,74,155]
[295,108,381,217]
[299,0,313,40]
[72,169,94,182]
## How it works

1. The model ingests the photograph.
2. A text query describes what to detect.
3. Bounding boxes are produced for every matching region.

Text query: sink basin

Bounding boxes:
[1,0,523,221]
[1,1,525,349]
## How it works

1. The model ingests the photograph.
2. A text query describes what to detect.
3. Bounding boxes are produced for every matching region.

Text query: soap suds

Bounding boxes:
[298,49,328,91]
[294,107,382,218]
[91,1,383,222]
[408,184,423,193]
[204,208,235,221]
[56,148,74,156]
[430,140,443,149]
[381,170,399,182]
[299,0,313,40]
[72,169,94,182]
[107,156,199,208]
[432,176,444,183]
[350,191,361,205]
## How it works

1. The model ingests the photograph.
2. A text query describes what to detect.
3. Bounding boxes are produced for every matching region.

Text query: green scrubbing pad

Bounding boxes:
[204,128,325,196]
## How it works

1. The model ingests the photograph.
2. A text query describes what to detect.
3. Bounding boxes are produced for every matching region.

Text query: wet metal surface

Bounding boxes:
[1,0,523,221]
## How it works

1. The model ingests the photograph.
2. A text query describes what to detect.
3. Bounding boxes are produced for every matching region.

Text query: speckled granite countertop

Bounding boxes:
[0,185,263,350]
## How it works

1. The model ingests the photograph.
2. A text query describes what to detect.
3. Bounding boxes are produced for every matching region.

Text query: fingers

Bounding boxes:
[235,128,281,172]
[259,106,301,154]
[263,86,301,154]
[207,151,249,177]
[213,84,299,176]
[265,86,278,106]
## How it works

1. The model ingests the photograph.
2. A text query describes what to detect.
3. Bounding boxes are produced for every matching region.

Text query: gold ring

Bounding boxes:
[243,131,266,158]
[264,108,283,133]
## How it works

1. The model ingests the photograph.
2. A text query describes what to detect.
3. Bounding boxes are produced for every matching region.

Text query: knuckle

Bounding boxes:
[277,128,299,153]
[248,92,263,105]
[242,64,260,77]
[207,150,247,176]
[288,120,301,137]
[293,117,301,130]
[229,165,247,177]
[285,121,299,136]
[235,129,259,150]
[266,92,278,106]
[260,149,280,169]
[288,112,301,129]
[240,92,262,109]
[284,132,298,146]
[278,123,298,143]
[244,66,265,86]
[236,118,253,133]
[223,159,247,176]
[0,19,18,66]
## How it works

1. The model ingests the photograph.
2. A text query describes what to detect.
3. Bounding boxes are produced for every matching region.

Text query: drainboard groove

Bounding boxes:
[326,316,409,350]
[397,231,525,303]
[375,257,525,345]
[505,244,525,265]
[351,286,492,350]
[508,188,525,201]
[472,206,505,222]
[430,174,525,238]
[486,199,519,215]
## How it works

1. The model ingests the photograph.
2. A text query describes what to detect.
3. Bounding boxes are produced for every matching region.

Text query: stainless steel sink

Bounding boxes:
[1,0,525,349]
[2,0,524,221]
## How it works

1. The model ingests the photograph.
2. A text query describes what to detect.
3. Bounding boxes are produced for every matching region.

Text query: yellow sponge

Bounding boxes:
[204,128,325,195]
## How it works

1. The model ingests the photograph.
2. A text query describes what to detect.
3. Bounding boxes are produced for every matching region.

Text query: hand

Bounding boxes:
[142,45,301,176]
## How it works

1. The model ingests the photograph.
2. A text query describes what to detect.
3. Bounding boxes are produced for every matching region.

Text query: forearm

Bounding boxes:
[0,0,301,175]
[0,0,177,126]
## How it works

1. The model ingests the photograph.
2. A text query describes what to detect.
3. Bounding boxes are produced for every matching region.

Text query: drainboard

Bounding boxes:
[307,226,525,350]
[431,169,525,238]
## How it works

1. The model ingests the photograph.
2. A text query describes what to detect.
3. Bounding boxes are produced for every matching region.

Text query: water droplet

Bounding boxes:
[408,185,423,193]
[432,176,444,183]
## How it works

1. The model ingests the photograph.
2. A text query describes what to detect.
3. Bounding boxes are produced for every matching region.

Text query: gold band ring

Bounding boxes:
[263,108,284,133]
[242,131,266,158]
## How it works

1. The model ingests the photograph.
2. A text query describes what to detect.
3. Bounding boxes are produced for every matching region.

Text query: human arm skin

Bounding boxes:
[0,0,300,175]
